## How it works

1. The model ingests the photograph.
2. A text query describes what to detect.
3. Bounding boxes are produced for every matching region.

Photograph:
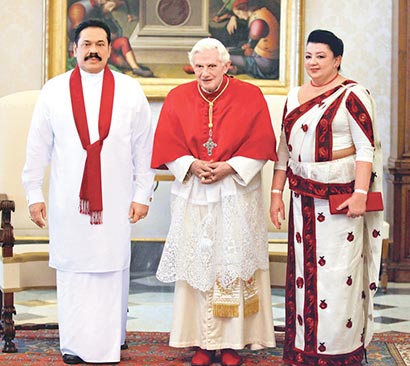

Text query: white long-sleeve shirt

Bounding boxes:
[22,68,155,272]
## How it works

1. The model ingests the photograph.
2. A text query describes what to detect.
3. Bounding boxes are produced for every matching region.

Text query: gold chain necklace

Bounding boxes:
[197,77,230,156]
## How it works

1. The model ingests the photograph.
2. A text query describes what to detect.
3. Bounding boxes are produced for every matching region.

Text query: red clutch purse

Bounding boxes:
[329,192,384,214]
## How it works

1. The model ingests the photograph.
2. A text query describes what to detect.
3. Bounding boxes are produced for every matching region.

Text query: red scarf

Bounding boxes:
[69,65,115,224]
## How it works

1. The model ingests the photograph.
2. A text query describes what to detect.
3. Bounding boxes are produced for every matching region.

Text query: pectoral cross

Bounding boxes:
[197,78,230,157]
[203,136,217,156]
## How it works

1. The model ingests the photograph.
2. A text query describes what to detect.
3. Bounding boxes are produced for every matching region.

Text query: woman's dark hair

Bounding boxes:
[74,19,111,46]
[307,29,343,70]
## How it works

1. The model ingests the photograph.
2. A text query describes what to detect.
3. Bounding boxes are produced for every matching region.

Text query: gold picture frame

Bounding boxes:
[45,0,304,99]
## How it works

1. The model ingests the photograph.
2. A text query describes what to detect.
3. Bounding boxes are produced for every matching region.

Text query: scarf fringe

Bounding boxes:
[79,199,103,225]
[79,199,90,215]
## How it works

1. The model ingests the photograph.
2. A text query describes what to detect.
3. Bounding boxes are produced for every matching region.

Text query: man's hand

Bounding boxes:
[205,161,235,183]
[189,159,213,181]
[128,202,149,223]
[190,160,235,184]
[29,202,47,228]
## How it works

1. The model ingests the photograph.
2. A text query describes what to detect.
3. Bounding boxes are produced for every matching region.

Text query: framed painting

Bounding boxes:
[45,0,304,99]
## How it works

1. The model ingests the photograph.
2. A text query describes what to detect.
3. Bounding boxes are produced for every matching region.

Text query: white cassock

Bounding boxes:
[157,156,276,350]
[22,68,155,362]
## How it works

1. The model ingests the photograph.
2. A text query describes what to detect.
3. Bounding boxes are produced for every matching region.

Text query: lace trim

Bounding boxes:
[156,189,269,291]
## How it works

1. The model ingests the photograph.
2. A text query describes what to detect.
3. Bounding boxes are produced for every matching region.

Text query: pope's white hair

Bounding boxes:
[188,38,231,66]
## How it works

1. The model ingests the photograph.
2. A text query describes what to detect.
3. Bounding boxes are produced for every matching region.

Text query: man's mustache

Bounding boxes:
[84,53,102,61]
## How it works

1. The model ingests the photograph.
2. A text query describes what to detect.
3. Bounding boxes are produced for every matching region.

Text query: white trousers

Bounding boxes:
[56,268,129,363]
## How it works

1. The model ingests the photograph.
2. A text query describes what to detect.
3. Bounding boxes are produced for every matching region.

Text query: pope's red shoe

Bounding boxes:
[221,348,242,366]
[191,348,215,366]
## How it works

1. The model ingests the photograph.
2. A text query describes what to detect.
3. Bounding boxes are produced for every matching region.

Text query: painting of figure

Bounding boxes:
[65,0,281,81]
[209,0,280,79]
[67,0,154,77]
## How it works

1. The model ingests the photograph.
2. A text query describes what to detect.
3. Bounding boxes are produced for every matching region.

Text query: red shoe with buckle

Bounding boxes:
[191,348,215,366]
[221,348,242,366]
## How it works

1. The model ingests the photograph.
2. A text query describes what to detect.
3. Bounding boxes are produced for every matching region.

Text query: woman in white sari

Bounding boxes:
[270,30,384,366]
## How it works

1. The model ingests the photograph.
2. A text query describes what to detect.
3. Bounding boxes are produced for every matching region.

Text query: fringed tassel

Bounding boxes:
[244,295,259,317]
[244,275,259,317]
[213,303,239,318]
[79,200,103,224]
[212,278,240,318]
[90,211,103,225]
[79,199,90,215]
[212,275,260,318]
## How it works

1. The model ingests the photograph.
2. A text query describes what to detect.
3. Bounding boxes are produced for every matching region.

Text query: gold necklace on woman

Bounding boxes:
[197,78,230,156]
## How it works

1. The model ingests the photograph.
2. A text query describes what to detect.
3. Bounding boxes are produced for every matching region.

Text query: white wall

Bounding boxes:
[0,0,44,97]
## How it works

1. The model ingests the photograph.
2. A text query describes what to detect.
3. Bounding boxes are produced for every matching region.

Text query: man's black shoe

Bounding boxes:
[121,341,128,350]
[62,354,84,364]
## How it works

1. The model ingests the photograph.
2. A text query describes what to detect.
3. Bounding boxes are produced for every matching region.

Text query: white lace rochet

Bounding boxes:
[157,183,269,292]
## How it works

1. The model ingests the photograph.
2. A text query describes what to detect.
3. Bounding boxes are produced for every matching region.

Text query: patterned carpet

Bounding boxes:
[0,330,408,365]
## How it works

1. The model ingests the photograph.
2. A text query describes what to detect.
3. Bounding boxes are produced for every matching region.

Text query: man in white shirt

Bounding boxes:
[22,19,155,364]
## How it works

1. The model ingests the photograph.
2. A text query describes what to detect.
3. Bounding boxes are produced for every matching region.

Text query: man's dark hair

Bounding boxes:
[74,19,111,45]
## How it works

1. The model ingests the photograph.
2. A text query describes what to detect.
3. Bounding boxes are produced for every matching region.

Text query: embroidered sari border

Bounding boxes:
[287,168,354,199]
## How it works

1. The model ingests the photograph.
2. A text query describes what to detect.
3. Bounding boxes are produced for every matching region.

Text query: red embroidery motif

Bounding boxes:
[346,275,353,286]
[315,90,347,162]
[359,113,367,122]
[345,90,375,146]
[318,146,329,161]
[319,300,327,309]
[302,124,308,132]
[346,318,353,328]
[372,229,381,238]
[296,277,304,288]
[287,168,354,199]
[296,232,302,243]
[318,256,326,266]
[317,212,325,222]
[347,232,355,242]
[297,314,303,325]
[305,316,314,328]
[369,282,377,291]
[318,343,326,352]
